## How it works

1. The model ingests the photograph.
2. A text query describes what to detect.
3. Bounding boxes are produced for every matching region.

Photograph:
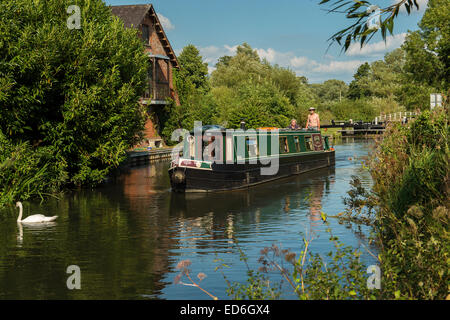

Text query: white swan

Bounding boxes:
[16,201,58,223]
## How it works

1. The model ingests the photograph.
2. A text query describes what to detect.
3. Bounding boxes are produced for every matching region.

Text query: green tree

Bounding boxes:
[236,42,260,60]
[211,44,268,89]
[174,44,210,101]
[369,49,404,98]
[402,0,449,90]
[329,98,376,122]
[393,0,450,110]
[396,82,436,111]
[347,51,405,101]
[226,80,295,129]
[210,43,314,128]
[0,0,148,189]
[347,62,371,99]
[215,55,233,68]
[311,79,348,102]
[268,65,308,105]
[295,82,320,126]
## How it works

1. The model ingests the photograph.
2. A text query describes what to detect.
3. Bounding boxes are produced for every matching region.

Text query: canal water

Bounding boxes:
[0,140,376,299]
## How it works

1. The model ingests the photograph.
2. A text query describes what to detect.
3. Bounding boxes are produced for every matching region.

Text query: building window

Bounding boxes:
[142,24,150,45]
[246,137,258,157]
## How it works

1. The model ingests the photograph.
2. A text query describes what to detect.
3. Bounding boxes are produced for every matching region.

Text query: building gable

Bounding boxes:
[110,4,179,69]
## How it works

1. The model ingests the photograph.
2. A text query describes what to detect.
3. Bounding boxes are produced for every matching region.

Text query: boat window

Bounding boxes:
[293,136,300,152]
[203,136,216,160]
[246,137,259,157]
[305,136,313,151]
[210,136,216,158]
[188,135,195,159]
[226,136,233,163]
[279,136,289,154]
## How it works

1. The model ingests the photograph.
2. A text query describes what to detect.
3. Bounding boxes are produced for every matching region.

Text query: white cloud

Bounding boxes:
[256,48,277,63]
[346,33,407,57]
[256,48,299,68]
[312,60,365,73]
[255,48,363,78]
[198,45,238,66]
[207,66,217,74]
[157,13,174,31]
[182,44,364,82]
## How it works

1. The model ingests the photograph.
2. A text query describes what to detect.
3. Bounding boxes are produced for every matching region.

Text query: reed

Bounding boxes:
[0,132,67,209]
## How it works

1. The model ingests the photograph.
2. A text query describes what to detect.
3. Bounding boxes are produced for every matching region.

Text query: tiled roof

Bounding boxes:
[110,4,152,28]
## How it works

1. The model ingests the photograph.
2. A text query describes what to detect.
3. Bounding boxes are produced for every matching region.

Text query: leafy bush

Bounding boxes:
[226,80,295,129]
[0,0,148,190]
[396,82,436,111]
[370,110,448,217]
[369,109,449,299]
[325,98,377,122]
[209,44,310,129]
[0,131,67,208]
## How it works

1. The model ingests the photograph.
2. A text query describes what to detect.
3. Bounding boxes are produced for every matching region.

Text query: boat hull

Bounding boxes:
[169,150,335,192]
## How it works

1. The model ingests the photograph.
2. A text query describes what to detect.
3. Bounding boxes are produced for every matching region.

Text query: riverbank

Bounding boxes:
[365,109,449,299]
[126,147,177,167]
[321,127,342,140]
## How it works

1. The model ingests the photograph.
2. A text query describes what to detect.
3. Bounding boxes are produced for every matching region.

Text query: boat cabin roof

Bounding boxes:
[189,126,320,136]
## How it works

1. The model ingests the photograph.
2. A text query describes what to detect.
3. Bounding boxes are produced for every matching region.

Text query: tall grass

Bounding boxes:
[367,109,449,299]
[0,131,67,209]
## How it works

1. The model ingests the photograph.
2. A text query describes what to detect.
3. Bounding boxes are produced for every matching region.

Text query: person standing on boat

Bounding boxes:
[288,119,299,130]
[306,107,320,130]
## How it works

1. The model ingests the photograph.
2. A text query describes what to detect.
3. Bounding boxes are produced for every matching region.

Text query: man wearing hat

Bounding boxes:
[306,107,320,131]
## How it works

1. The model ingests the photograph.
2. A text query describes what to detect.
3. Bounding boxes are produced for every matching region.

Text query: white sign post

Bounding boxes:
[430,93,442,109]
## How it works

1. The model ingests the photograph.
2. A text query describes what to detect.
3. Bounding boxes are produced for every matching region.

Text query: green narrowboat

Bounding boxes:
[168,126,335,192]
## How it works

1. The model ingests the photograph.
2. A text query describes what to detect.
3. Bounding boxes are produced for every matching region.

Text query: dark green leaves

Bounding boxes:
[0,0,149,190]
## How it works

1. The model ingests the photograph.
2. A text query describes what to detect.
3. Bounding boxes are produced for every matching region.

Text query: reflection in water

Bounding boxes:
[166,166,335,259]
[309,182,324,221]
[0,141,375,300]
[16,221,58,247]
[16,222,23,246]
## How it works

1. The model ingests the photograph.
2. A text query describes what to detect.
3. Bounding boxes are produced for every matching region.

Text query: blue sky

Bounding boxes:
[105,0,428,83]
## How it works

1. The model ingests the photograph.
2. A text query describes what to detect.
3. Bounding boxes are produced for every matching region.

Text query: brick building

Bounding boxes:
[111,4,180,148]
